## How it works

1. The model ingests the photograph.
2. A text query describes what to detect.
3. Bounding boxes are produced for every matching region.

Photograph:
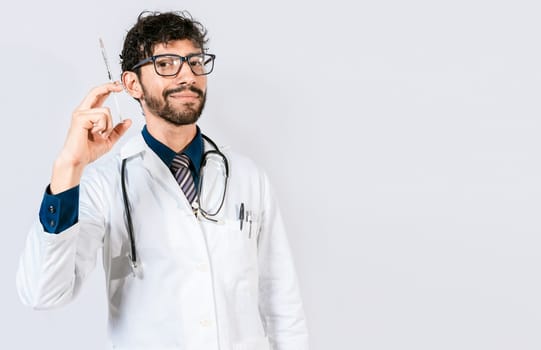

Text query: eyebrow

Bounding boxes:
[152,49,204,56]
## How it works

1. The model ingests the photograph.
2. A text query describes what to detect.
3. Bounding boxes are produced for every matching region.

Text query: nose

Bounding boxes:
[173,60,197,85]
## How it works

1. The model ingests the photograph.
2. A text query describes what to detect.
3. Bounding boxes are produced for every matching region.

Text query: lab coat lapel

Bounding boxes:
[119,135,191,208]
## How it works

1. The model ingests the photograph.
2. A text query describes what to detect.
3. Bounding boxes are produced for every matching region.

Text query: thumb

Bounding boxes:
[108,119,133,145]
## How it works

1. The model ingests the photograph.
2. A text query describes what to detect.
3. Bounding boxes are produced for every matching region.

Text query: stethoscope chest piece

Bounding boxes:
[129,259,144,279]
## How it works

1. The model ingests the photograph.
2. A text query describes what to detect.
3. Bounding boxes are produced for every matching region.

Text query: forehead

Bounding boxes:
[152,39,202,55]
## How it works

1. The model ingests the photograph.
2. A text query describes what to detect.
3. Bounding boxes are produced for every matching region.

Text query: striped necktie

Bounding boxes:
[170,153,197,204]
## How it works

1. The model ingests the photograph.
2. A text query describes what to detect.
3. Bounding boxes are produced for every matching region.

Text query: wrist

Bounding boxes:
[50,156,85,194]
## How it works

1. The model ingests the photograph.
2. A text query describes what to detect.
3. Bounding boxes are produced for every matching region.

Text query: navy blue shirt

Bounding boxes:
[40,126,204,234]
[141,125,203,187]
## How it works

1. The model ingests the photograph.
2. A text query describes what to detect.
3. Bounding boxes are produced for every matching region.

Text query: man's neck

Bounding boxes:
[145,115,197,153]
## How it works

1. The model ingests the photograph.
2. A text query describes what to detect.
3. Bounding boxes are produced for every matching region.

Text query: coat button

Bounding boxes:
[196,263,209,272]
[49,220,56,227]
[48,205,56,214]
[199,319,212,328]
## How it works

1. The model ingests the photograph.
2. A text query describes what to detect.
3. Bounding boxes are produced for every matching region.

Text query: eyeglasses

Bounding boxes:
[131,53,216,76]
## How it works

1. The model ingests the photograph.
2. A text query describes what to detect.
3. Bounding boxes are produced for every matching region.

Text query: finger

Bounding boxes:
[73,109,112,140]
[76,107,112,132]
[77,81,123,111]
[90,120,108,137]
[107,119,133,145]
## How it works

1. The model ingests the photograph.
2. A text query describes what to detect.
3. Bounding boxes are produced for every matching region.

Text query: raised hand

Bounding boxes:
[50,82,132,194]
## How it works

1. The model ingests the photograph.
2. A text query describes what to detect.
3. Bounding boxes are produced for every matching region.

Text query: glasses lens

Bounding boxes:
[154,55,181,76]
[188,54,214,75]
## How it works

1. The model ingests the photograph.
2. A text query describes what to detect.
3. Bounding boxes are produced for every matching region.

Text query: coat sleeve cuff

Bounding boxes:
[39,185,79,234]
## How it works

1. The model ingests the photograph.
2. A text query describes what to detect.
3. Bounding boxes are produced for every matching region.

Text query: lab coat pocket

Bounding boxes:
[219,218,260,285]
[233,336,270,350]
[225,217,260,257]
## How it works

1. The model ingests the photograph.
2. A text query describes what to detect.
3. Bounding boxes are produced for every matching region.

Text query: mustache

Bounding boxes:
[163,85,204,99]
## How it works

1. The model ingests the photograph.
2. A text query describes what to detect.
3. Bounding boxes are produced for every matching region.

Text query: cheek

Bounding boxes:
[139,70,165,94]
[140,81,164,99]
[198,76,207,89]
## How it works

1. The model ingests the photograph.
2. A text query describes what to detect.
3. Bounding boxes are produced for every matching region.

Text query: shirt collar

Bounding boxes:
[141,125,203,172]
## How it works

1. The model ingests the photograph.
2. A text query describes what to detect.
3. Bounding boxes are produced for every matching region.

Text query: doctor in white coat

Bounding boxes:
[16,11,308,350]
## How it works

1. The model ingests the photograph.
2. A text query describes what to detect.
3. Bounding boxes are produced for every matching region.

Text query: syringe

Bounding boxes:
[99,37,123,123]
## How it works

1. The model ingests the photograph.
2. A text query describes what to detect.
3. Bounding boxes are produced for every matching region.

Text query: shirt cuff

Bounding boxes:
[39,185,79,234]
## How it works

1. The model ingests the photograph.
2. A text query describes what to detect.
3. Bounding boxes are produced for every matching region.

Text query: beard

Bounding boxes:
[142,84,206,126]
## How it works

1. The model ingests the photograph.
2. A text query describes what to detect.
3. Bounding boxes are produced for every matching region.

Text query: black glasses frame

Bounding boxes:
[131,53,216,76]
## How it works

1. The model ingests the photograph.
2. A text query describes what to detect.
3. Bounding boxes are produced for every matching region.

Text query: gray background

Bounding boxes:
[2,0,540,349]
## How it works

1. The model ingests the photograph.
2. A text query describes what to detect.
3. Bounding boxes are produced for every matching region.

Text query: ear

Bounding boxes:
[122,71,143,99]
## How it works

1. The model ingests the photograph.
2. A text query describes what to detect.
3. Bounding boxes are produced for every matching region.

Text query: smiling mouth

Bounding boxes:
[168,93,200,100]
[165,85,203,98]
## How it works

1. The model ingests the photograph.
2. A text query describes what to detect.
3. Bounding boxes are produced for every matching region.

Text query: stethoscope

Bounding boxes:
[121,134,229,276]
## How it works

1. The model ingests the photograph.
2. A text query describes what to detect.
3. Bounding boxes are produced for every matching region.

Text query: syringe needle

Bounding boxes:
[99,37,122,123]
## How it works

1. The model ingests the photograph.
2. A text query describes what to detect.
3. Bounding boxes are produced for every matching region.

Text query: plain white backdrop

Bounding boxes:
[2,0,541,349]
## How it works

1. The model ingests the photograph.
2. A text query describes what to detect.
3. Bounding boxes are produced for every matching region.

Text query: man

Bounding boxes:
[17,11,309,350]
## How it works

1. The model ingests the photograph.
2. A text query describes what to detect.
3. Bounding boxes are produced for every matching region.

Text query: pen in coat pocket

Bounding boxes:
[247,211,253,238]
[239,203,244,230]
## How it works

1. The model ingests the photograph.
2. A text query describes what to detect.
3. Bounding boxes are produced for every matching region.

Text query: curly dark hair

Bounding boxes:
[120,11,209,74]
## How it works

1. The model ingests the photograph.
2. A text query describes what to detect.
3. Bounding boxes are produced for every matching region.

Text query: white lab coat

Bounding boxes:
[16,134,309,350]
